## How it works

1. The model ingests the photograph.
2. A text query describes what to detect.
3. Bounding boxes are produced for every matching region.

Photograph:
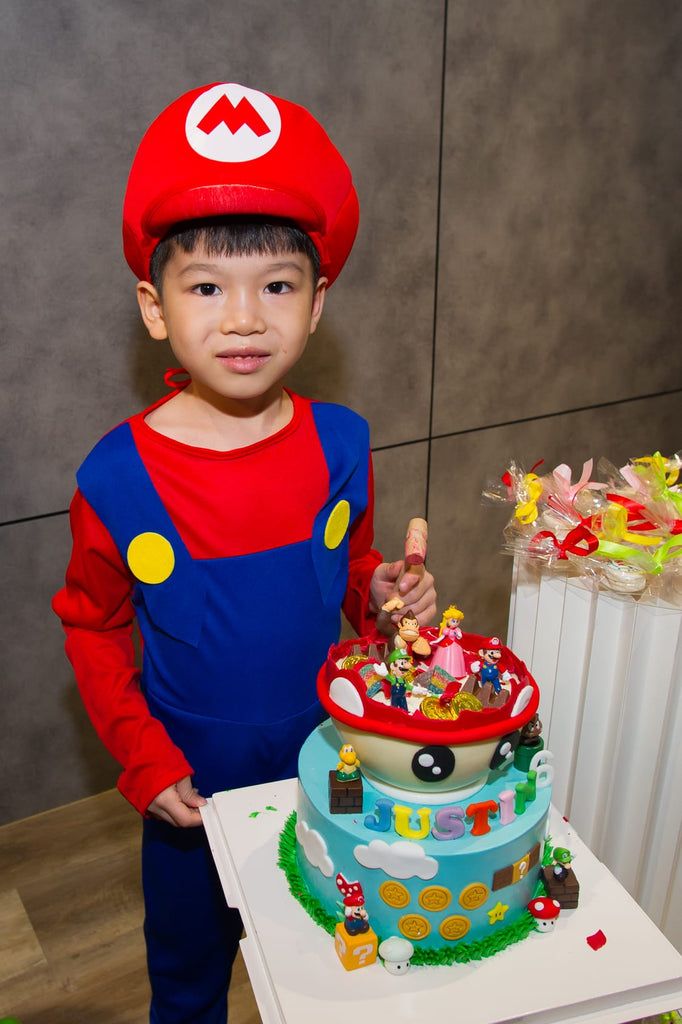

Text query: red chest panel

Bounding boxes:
[129,399,329,559]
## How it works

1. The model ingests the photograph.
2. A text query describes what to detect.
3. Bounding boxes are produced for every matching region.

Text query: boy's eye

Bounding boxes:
[193,283,220,296]
[264,281,291,295]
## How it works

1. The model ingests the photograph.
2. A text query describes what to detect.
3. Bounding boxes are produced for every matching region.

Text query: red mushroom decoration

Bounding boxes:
[528,897,561,932]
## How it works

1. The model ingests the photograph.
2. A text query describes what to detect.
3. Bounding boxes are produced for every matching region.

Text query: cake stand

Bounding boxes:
[201,779,682,1024]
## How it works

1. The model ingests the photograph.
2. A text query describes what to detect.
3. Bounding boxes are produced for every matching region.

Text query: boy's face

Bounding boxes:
[136,245,326,410]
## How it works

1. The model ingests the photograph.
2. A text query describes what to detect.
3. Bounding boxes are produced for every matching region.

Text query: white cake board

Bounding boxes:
[201,779,682,1024]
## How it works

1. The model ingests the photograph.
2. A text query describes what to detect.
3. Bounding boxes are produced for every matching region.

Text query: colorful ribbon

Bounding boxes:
[499,451,682,594]
[501,461,545,524]
[599,500,662,547]
[515,474,544,524]
[597,535,682,575]
[622,452,682,515]
[631,451,680,488]
[552,459,598,504]
[649,535,682,574]
[530,523,599,560]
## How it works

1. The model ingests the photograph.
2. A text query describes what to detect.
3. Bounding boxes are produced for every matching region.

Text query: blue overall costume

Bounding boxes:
[76,401,372,1023]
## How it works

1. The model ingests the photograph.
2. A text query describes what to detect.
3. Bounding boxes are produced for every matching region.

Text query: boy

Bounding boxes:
[53,82,436,1023]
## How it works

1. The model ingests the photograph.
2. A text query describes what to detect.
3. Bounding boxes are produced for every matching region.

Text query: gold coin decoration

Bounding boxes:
[341,654,367,670]
[439,915,471,941]
[418,886,452,912]
[420,697,455,720]
[450,693,483,714]
[379,881,410,909]
[459,882,490,910]
[398,914,431,941]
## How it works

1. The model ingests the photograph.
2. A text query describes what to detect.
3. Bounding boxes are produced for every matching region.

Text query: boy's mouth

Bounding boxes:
[215,348,270,373]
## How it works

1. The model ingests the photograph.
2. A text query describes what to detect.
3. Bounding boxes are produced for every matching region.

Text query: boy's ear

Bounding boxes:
[136,281,169,340]
[309,277,328,335]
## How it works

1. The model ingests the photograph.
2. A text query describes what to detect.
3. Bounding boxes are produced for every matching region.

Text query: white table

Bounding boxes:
[202,779,682,1024]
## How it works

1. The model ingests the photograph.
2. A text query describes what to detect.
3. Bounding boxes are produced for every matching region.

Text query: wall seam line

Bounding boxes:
[425,0,449,523]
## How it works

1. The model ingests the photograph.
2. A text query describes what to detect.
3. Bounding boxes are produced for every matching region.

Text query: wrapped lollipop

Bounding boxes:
[486,450,682,606]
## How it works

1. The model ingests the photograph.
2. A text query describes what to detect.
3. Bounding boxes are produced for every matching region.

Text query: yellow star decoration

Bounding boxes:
[488,901,509,924]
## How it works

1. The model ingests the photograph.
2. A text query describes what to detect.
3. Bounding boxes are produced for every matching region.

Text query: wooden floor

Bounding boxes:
[0,789,261,1023]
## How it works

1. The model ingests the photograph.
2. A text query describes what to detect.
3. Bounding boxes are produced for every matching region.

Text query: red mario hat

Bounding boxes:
[123,82,359,285]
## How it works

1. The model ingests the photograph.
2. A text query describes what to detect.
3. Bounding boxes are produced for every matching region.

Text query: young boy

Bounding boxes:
[53,82,436,1023]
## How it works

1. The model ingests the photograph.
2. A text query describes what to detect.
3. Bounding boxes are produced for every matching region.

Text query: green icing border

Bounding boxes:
[277,811,548,966]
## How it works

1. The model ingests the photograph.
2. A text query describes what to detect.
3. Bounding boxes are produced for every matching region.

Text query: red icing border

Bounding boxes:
[317,630,539,745]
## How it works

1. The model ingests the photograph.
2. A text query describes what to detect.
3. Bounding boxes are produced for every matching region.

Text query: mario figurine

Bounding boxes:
[475,637,509,694]
[334,873,378,970]
[336,873,370,935]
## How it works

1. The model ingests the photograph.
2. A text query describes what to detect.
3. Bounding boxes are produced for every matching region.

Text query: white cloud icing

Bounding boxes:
[353,839,439,880]
[295,819,334,877]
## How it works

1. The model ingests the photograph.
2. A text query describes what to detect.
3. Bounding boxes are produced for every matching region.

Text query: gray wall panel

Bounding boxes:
[434,2,682,436]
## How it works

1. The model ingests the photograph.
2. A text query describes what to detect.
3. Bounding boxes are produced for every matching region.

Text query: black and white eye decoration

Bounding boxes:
[411,745,456,783]
[489,731,521,771]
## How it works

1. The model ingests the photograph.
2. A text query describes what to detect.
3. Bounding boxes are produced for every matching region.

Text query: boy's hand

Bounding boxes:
[369,561,437,629]
[147,776,207,828]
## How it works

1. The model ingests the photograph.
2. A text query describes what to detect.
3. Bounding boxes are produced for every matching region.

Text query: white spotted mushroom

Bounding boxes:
[378,935,414,975]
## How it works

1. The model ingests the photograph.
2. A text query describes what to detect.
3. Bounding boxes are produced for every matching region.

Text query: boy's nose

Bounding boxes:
[219,293,266,335]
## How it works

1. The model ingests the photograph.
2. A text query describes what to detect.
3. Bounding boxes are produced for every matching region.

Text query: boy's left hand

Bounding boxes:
[147,776,207,828]
[369,560,437,629]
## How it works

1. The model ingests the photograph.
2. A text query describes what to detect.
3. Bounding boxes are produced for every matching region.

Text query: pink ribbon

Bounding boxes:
[548,459,602,518]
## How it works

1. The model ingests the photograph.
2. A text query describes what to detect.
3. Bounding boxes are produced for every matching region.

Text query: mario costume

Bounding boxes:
[53,83,381,1024]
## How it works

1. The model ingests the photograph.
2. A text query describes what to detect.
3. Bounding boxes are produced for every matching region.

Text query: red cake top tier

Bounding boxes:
[317,629,539,747]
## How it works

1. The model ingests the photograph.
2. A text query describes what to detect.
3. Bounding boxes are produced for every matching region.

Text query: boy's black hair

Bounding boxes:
[149,215,321,292]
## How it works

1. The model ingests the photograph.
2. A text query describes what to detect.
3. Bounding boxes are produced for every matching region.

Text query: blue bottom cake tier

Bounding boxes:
[291,719,552,963]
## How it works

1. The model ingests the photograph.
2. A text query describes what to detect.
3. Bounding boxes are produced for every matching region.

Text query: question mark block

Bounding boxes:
[334,923,378,971]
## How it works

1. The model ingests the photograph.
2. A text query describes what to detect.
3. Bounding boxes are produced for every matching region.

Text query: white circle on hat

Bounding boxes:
[185,83,281,163]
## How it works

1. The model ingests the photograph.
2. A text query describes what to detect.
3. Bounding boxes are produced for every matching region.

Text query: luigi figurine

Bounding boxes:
[552,847,572,881]
[384,648,414,711]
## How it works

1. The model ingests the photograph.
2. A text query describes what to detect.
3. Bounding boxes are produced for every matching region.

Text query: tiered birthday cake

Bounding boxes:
[280,611,561,970]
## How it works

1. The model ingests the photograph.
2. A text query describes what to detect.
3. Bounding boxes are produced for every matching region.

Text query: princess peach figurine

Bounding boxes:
[430,605,467,680]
